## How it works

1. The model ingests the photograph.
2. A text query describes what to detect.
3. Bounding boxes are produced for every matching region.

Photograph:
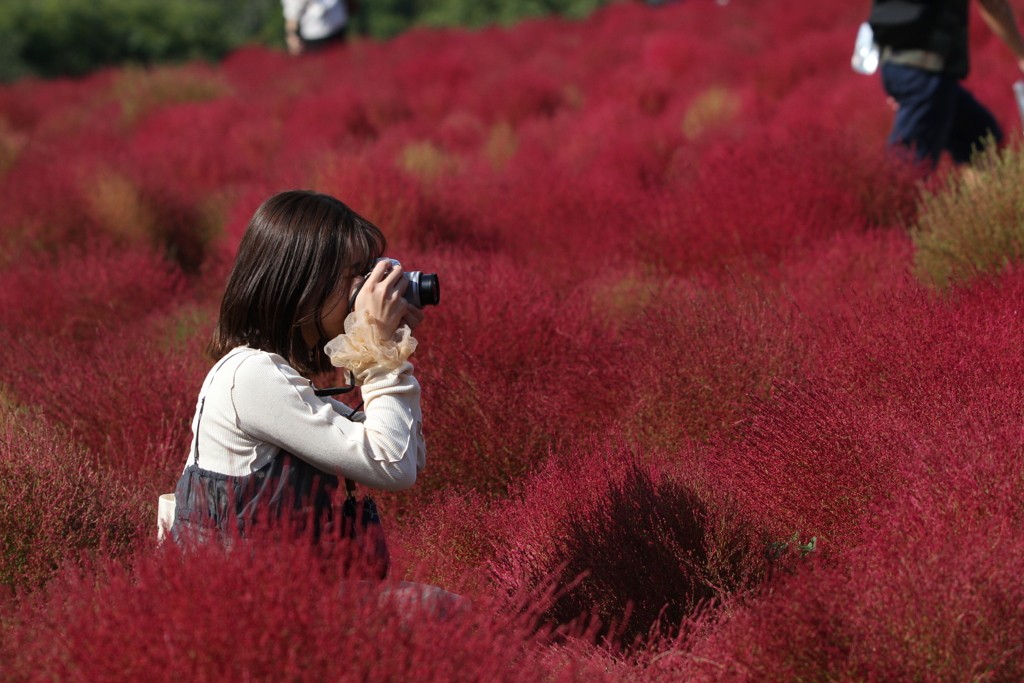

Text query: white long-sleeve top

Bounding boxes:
[183,346,425,491]
[281,0,348,40]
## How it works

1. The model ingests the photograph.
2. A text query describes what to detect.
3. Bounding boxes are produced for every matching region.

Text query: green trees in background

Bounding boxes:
[0,0,283,81]
[0,0,619,82]
[382,0,613,33]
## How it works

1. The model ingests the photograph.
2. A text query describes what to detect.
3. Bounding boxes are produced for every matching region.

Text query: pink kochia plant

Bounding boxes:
[2,0,1024,678]
[0,421,145,592]
[0,535,612,682]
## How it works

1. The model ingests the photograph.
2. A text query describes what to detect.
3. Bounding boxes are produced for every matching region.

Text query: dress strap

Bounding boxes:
[191,397,207,466]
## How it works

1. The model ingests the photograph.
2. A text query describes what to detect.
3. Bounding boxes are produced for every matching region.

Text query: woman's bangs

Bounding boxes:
[345,219,386,277]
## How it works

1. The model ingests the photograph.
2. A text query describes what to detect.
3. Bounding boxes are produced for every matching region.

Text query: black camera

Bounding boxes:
[374,258,440,308]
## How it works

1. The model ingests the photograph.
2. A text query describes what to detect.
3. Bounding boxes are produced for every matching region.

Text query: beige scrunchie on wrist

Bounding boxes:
[324,309,417,383]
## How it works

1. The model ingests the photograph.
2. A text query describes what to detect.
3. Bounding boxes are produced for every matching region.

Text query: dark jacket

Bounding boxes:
[869,0,971,78]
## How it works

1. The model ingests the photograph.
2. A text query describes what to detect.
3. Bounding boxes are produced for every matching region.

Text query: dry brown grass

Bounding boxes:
[113,64,232,128]
[682,86,741,140]
[912,139,1024,287]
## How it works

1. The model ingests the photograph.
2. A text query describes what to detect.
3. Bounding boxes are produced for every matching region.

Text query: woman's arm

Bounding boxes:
[281,0,310,55]
[978,0,1024,73]
[231,352,425,491]
[232,259,428,488]
[285,20,303,55]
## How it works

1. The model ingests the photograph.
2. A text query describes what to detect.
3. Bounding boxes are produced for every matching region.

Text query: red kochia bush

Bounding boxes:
[0,241,187,341]
[709,378,908,547]
[632,129,921,276]
[385,250,620,507]
[0,536,612,683]
[0,72,116,134]
[4,0,1024,677]
[3,328,210,490]
[0,242,206,490]
[622,280,814,446]
[0,420,146,592]
[523,449,767,645]
[659,421,1024,682]
[402,441,768,645]
[707,269,1024,548]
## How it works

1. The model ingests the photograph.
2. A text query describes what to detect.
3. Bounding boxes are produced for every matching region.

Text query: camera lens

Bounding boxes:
[403,272,440,308]
[418,273,439,306]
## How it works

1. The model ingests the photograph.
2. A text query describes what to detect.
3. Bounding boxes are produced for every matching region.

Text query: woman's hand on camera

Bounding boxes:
[403,304,424,331]
[353,259,412,339]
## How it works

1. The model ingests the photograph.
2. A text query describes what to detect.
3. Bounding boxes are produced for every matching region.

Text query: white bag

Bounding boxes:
[852,22,880,75]
[157,493,176,541]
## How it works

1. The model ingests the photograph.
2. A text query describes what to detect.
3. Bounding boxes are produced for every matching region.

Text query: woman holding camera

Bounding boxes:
[170,190,426,573]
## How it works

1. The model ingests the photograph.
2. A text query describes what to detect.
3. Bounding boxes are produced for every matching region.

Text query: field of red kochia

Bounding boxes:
[2,0,1024,679]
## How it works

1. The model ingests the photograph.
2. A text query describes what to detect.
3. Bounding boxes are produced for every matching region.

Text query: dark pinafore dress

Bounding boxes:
[171,350,389,578]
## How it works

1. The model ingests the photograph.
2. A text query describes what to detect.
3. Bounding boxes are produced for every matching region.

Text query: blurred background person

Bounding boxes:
[283,0,358,55]
[870,0,1024,167]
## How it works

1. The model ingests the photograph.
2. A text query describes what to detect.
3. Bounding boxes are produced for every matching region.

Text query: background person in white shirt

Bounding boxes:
[282,0,355,55]
[171,190,426,555]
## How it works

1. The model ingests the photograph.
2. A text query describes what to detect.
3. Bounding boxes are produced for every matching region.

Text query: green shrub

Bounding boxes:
[357,0,619,39]
[0,0,282,81]
[416,0,615,29]
[912,140,1024,287]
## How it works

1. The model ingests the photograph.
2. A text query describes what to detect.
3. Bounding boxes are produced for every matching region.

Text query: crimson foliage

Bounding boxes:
[2,0,1024,678]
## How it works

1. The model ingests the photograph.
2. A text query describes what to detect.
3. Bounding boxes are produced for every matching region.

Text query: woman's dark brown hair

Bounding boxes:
[209,190,386,375]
